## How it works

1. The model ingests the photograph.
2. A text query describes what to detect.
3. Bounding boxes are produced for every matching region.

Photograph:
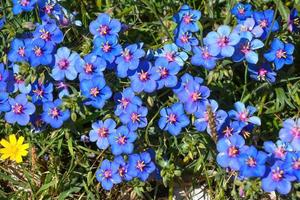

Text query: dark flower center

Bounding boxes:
[271,167,284,181]
[217,36,229,47]
[241,42,250,54]
[168,113,177,124]
[58,59,70,69]
[50,107,61,119]
[90,87,100,97]
[223,126,233,137]
[117,135,127,145]
[228,146,239,157]
[98,25,110,36]
[159,67,169,78]
[40,29,51,41]
[246,156,257,167]
[136,160,146,171]
[276,49,287,59]
[12,103,24,114]
[98,127,108,137]
[118,166,126,177]
[103,169,112,179]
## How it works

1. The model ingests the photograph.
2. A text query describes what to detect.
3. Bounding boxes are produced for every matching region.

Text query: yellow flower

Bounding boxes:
[0,134,29,163]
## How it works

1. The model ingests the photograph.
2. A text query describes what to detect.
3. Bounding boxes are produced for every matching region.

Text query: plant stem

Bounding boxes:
[241,63,248,101]
[168,178,174,200]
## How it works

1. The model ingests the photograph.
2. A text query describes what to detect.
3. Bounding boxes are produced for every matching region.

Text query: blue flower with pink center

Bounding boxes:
[12,0,37,15]
[173,73,203,95]
[285,152,300,181]
[33,21,63,45]
[5,94,36,126]
[216,134,246,170]
[89,119,116,150]
[153,58,180,89]
[52,47,80,81]
[115,44,145,78]
[0,63,9,85]
[218,118,243,138]
[279,118,300,151]
[248,63,276,83]
[228,101,261,128]
[156,43,188,66]
[191,46,218,70]
[27,38,54,67]
[114,88,142,116]
[253,10,279,40]
[55,81,70,99]
[119,105,148,131]
[177,80,210,114]
[93,36,122,63]
[233,18,263,39]
[173,4,201,32]
[76,53,106,81]
[96,159,122,190]
[80,75,112,109]
[231,3,252,21]
[129,60,160,93]
[30,81,53,105]
[8,38,30,63]
[264,140,293,160]
[204,25,240,57]
[128,152,156,181]
[41,99,70,128]
[174,30,198,51]
[89,13,121,40]
[108,126,137,155]
[0,92,10,113]
[158,103,190,136]
[264,38,294,70]
[261,161,296,195]
[288,9,300,33]
[239,146,267,178]
[113,156,133,181]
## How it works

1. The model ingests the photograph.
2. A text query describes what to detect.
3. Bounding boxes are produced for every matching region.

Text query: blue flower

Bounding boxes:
[174,30,198,51]
[95,159,121,190]
[279,118,300,151]
[55,81,70,99]
[156,43,188,66]
[89,13,121,40]
[191,46,218,70]
[80,75,112,109]
[218,118,243,138]
[158,103,190,136]
[177,80,210,114]
[0,16,5,30]
[261,161,296,195]
[173,73,203,94]
[263,140,293,160]
[30,81,53,105]
[194,100,227,133]
[239,146,267,178]
[264,38,294,70]
[0,92,10,113]
[231,3,252,21]
[26,39,54,67]
[153,58,180,89]
[52,47,80,81]
[216,134,246,170]
[232,36,264,64]
[128,152,156,181]
[5,94,36,126]
[115,44,145,78]
[93,36,122,63]
[0,63,9,84]
[114,88,142,116]
[119,105,148,131]
[41,99,70,128]
[285,152,300,181]
[228,101,261,127]
[108,126,137,155]
[30,114,46,133]
[129,60,159,93]
[204,25,240,57]
[8,39,30,63]
[113,156,133,181]
[76,53,106,81]
[12,0,37,15]
[288,9,300,32]
[248,63,276,83]
[173,4,201,32]
[89,119,116,150]
[233,18,263,39]
[33,21,63,45]
[253,10,279,40]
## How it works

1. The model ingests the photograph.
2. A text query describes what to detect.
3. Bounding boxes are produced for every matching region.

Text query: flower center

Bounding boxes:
[34,46,43,57]
[12,103,24,114]
[272,167,284,181]
[18,47,26,57]
[202,49,211,59]
[102,43,111,53]
[159,67,169,78]
[118,166,126,177]
[258,68,267,77]
[259,19,268,28]
[44,3,54,14]
[20,0,29,6]
[223,126,233,137]
[84,63,94,74]
[33,88,44,97]
[90,87,100,97]
[183,14,192,24]
[275,147,286,158]
[98,25,110,36]
[136,160,146,171]
[276,49,287,59]
[40,29,51,41]
[118,98,130,109]
[239,111,248,122]
[292,127,300,138]
[238,6,245,14]
[50,107,60,119]
[122,49,132,62]
[228,146,239,157]
[14,75,24,84]
[168,113,177,124]
[180,33,189,43]
[165,52,175,62]
[191,92,201,102]
[138,70,149,81]
[98,127,108,137]
[131,112,140,123]
[293,159,300,170]
[241,42,250,54]
[246,156,257,167]
[117,135,127,145]
[103,169,112,179]
[58,59,70,69]
[217,36,229,47]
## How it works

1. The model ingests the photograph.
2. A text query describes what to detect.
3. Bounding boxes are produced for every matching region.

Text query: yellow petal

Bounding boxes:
[15,155,23,163]
[0,148,8,154]
[0,139,10,148]
[17,136,24,145]
[9,135,17,145]
[19,149,28,156]
[1,153,10,160]
[20,143,29,150]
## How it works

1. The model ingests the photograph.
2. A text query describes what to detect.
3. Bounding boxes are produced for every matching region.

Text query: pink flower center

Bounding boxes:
[258,68,267,77]
[223,126,233,137]
[138,70,149,81]
[136,160,146,171]
[98,25,110,36]
[293,159,300,170]
[275,147,286,158]
[103,169,112,179]
[98,127,108,137]
[183,14,192,24]
[131,112,140,123]
[291,127,300,138]
[90,87,100,97]
[259,19,268,28]
[272,167,284,181]
[165,52,175,62]
[34,46,43,57]
[33,88,44,97]
[238,7,245,14]
[217,36,229,47]
[58,59,70,69]
[191,92,201,102]
[117,135,127,145]
[246,157,257,167]
[50,107,60,118]
[18,47,26,57]
[202,49,211,59]
[84,63,94,74]
[12,103,24,114]
[159,67,169,78]
[44,4,54,14]
[102,43,111,53]
[118,98,130,109]
[40,29,51,41]
[276,49,287,59]
[228,146,239,157]
[118,166,126,177]
[14,75,24,84]
[239,111,248,122]
[168,113,177,124]
[180,34,189,43]
[20,0,29,6]
[122,49,132,62]
[241,42,250,54]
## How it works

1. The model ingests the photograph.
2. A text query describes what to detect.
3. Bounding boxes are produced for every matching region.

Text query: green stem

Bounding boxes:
[241,63,248,101]
[168,178,174,200]
[264,0,279,46]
